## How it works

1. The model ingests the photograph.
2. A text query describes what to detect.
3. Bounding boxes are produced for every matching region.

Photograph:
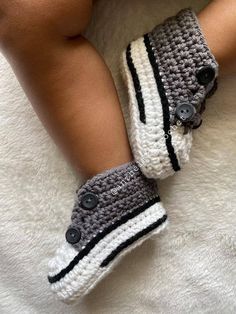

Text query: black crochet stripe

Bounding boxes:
[48,197,160,284]
[126,44,146,124]
[100,214,167,267]
[143,34,180,172]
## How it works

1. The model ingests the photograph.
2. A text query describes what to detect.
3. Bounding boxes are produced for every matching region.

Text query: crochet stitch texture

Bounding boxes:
[121,8,218,180]
[149,8,218,126]
[48,162,167,302]
[69,162,158,252]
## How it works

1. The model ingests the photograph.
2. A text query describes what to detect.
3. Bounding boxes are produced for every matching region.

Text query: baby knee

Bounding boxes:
[0,0,92,48]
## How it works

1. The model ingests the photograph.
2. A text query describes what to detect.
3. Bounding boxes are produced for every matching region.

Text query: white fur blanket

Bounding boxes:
[1,0,236,313]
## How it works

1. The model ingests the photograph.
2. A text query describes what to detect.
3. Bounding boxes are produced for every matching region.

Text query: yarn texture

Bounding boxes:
[48,162,167,302]
[149,9,218,126]
[121,8,218,180]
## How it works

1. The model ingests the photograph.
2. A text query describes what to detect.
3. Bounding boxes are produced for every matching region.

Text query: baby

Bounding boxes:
[0,0,235,303]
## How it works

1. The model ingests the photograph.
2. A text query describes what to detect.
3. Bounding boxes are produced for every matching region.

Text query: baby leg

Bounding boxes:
[0,0,132,178]
[199,0,236,75]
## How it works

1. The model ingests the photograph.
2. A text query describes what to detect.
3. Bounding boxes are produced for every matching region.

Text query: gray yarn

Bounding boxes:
[149,8,218,127]
[67,162,158,251]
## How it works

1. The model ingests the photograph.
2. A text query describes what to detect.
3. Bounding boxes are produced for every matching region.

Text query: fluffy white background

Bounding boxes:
[0,0,236,313]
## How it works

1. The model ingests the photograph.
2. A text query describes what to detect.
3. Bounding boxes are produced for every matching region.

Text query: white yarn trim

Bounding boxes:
[48,243,78,278]
[121,37,192,179]
[48,201,167,303]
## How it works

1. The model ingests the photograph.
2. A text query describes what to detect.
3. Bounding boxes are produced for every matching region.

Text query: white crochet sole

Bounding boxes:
[48,201,167,303]
[121,36,192,179]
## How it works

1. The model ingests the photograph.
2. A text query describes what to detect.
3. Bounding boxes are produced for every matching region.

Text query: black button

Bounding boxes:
[81,193,98,210]
[196,66,215,85]
[175,103,196,122]
[66,228,81,244]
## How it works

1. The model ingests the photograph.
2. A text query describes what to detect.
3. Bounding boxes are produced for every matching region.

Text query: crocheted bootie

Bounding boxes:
[48,162,167,302]
[121,8,218,179]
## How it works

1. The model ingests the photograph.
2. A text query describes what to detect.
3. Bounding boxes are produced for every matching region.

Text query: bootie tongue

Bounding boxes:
[48,162,167,302]
[122,8,218,180]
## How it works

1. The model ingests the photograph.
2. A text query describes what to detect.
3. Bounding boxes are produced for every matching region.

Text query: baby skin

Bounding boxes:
[0,0,236,303]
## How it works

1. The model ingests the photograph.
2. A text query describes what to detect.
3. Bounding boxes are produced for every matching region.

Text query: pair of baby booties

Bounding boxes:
[47,8,218,303]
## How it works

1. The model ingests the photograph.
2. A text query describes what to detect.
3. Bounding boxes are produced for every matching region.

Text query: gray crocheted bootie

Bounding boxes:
[48,162,167,302]
[121,8,218,179]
